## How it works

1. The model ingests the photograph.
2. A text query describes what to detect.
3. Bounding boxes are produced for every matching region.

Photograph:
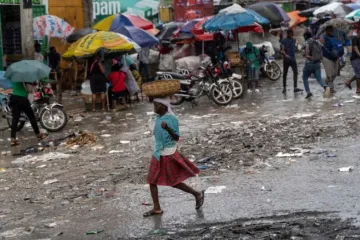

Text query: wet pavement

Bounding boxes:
[1,56,360,239]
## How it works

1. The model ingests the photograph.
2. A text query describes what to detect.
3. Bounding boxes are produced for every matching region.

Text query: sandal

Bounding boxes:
[38,133,48,141]
[143,210,163,217]
[196,190,205,210]
[11,140,19,146]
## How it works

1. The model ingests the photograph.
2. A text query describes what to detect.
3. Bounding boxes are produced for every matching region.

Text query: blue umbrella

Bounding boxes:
[346,3,360,10]
[248,2,290,27]
[112,26,159,48]
[204,12,256,31]
[245,9,270,25]
[5,60,51,83]
[179,19,201,33]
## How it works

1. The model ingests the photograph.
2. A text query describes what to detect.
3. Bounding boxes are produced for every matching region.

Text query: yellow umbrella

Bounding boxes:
[93,15,117,31]
[63,31,134,59]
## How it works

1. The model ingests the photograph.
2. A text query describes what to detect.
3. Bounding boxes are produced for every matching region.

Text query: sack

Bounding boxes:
[309,40,323,61]
[325,37,344,58]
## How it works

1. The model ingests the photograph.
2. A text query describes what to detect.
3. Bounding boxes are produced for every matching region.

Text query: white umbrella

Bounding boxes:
[219,3,247,14]
[313,2,353,18]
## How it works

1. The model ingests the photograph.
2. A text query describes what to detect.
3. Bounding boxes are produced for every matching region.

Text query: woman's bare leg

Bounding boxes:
[173,183,202,199]
[150,184,162,212]
[92,94,96,111]
[101,93,106,110]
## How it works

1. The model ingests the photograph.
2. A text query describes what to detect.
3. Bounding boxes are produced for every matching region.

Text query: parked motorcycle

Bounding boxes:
[0,80,68,132]
[156,60,234,106]
[259,45,282,81]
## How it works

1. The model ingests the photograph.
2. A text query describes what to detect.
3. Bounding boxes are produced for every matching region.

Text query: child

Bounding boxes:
[108,64,127,110]
[130,64,142,102]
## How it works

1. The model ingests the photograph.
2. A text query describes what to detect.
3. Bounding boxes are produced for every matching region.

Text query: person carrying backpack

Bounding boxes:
[320,26,344,93]
[303,35,331,99]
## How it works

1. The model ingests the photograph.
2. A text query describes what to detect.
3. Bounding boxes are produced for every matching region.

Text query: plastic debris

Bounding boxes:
[142,202,152,206]
[332,103,343,107]
[197,156,215,163]
[197,165,209,170]
[86,230,104,235]
[261,186,271,191]
[338,166,353,172]
[120,140,131,144]
[326,152,337,158]
[45,222,57,228]
[353,95,360,99]
[344,100,355,103]
[0,168,6,172]
[101,134,111,138]
[43,179,59,185]
[276,152,303,158]
[13,153,71,165]
[1,151,6,156]
[151,229,167,235]
[225,104,239,109]
[143,131,151,135]
[91,145,104,151]
[205,186,226,194]
[109,150,124,154]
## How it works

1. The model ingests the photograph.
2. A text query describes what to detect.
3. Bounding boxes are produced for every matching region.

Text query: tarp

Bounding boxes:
[288,11,308,29]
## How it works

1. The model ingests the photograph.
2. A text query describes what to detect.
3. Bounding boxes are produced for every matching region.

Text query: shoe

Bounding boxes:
[255,89,260,93]
[324,87,331,97]
[294,88,303,93]
[247,89,252,94]
[305,93,313,99]
[282,88,286,94]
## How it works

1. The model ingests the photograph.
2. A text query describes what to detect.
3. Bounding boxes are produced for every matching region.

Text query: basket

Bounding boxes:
[142,80,181,98]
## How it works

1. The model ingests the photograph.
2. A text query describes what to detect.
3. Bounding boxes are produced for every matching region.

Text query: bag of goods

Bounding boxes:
[142,80,180,98]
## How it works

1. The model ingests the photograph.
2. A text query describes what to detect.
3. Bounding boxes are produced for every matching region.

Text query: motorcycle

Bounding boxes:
[259,45,282,81]
[156,60,234,106]
[0,80,68,132]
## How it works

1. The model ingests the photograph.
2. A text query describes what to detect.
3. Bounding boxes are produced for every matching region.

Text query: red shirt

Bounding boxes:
[108,71,126,93]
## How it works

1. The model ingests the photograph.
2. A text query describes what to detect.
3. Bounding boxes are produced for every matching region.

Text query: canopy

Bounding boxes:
[33,15,74,40]
[113,26,159,48]
[63,31,136,60]
[93,14,158,35]
[245,9,270,25]
[248,2,290,27]
[288,11,307,29]
[316,18,353,37]
[204,4,256,31]
[314,2,353,18]
[156,22,184,40]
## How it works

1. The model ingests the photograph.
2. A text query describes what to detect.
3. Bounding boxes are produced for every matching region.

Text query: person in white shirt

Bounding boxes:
[34,43,44,62]
[138,48,150,82]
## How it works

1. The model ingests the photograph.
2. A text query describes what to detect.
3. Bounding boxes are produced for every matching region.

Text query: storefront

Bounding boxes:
[0,0,47,70]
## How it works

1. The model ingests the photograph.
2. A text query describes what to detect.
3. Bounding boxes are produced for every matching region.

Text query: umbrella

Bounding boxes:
[93,13,159,35]
[248,2,290,27]
[204,4,256,31]
[62,31,136,60]
[156,22,184,40]
[245,9,270,25]
[346,9,360,20]
[288,11,308,29]
[346,3,360,10]
[5,60,51,83]
[179,19,201,33]
[314,2,353,18]
[192,16,213,35]
[316,18,353,37]
[112,26,159,48]
[33,15,75,40]
[67,28,96,43]
[299,7,320,18]
[0,71,12,90]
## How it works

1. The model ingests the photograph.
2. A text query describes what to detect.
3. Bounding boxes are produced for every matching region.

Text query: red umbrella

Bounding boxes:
[192,16,213,35]
[122,14,154,30]
[195,33,214,41]
[237,23,263,33]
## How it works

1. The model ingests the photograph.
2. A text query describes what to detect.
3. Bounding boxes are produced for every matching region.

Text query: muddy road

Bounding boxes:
[1,57,360,239]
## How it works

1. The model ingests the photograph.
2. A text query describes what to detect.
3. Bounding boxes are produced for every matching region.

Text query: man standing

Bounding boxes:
[303,36,331,99]
[139,47,150,82]
[350,30,360,94]
[281,29,303,94]
[320,26,342,93]
[241,42,261,93]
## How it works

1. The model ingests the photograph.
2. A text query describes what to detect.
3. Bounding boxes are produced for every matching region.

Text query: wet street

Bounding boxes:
[1,57,360,239]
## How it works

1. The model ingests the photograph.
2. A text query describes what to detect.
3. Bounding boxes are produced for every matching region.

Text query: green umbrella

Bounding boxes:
[5,60,51,83]
[346,9,360,21]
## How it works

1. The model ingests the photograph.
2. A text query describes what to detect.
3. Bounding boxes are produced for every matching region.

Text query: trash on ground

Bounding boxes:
[101,134,111,138]
[70,145,80,150]
[205,186,226,194]
[225,104,239,109]
[0,168,6,172]
[197,156,215,163]
[326,152,337,158]
[45,222,57,228]
[197,165,209,170]
[66,132,97,147]
[190,115,202,119]
[86,230,104,235]
[142,202,152,206]
[188,155,195,162]
[151,229,167,235]
[13,153,71,165]
[120,140,131,144]
[352,95,360,99]
[332,103,343,107]
[43,179,59,185]
[344,100,355,103]
[91,145,104,151]
[338,167,353,172]
[143,131,151,135]
[109,150,124,154]
[276,152,303,158]
[333,113,344,117]
[36,164,47,169]
[261,186,271,191]
[74,117,83,122]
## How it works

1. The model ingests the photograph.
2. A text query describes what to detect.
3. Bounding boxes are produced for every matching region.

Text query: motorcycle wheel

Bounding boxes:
[265,62,282,81]
[230,79,244,99]
[39,106,68,132]
[170,95,185,105]
[7,118,25,131]
[210,82,233,106]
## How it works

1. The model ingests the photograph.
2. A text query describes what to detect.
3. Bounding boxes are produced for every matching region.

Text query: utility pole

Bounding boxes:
[20,0,34,59]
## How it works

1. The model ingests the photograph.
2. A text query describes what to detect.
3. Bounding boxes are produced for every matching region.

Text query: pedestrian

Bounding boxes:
[108,63,127,110]
[9,82,47,146]
[320,26,344,93]
[241,42,261,93]
[349,29,360,93]
[281,29,303,94]
[89,53,107,111]
[138,47,150,82]
[144,98,204,217]
[303,35,331,99]
[34,43,44,63]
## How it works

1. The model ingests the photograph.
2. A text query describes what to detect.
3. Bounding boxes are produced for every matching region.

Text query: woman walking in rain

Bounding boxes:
[143,98,205,217]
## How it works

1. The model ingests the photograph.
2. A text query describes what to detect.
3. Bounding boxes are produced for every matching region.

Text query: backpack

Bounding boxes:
[324,36,344,58]
[308,40,323,61]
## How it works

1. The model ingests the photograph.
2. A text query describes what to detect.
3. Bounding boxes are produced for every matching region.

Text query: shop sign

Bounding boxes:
[92,0,159,22]
[0,0,40,4]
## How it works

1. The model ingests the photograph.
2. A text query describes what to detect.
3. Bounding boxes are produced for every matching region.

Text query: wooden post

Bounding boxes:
[20,0,34,59]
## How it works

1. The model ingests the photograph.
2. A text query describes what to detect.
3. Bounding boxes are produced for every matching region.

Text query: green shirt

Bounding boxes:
[12,82,28,97]
[241,47,260,69]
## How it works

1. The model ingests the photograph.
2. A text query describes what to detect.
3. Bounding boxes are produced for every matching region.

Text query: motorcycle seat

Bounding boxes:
[157,72,189,80]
